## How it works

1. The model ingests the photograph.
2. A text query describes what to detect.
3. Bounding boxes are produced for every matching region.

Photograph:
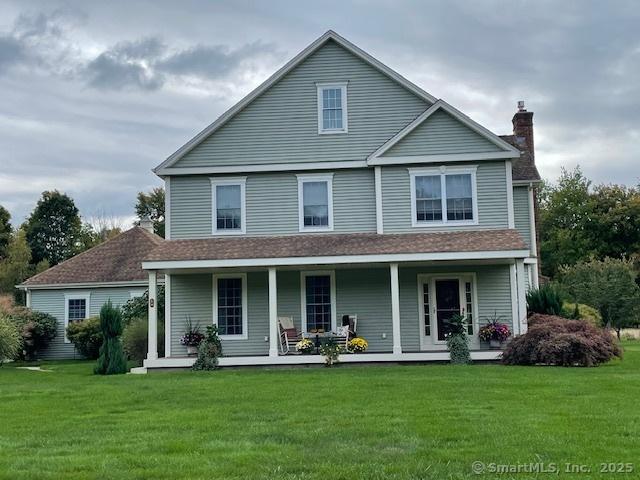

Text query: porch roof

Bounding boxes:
[143,229,528,269]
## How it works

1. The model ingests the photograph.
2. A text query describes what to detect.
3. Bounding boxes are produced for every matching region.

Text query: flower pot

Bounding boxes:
[489,339,502,349]
[186,345,198,356]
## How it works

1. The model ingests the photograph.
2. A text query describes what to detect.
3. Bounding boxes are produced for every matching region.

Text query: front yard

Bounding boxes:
[1,345,639,480]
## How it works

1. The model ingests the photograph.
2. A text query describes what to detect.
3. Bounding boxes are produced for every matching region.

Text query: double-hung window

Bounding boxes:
[317,83,348,134]
[410,166,478,227]
[301,271,335,333]
[211,177,246,234]
[213,274,247,339]
[64,293,90,343]
[297,174,333,232]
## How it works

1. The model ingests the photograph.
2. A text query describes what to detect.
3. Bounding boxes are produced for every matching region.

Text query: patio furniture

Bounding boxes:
[279,316,302,355]
[341,314,358,339]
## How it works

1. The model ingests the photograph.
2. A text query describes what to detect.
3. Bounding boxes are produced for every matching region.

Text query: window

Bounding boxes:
[297,174,333,232]
[211,177,246,234]
[464,281,474,336]
[409,167,478,227]
[64,293,90,343]
[423,282,431,336]
[317,83,348,134]
[213,274,247,339]
[301,271,336,333]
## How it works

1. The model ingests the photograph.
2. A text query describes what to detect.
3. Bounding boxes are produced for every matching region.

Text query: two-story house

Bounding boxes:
[19,30,540,367]
[140,31,540,369]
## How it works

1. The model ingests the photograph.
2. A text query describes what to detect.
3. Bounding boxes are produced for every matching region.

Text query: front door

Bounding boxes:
[434,279,461,341]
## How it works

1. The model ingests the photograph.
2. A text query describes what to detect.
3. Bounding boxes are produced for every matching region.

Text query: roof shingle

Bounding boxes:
[499,134,541,182]
[21,227,164,287]
[144,229,527,263]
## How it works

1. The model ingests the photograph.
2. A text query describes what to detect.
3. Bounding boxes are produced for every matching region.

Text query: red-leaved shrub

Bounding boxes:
[502,314,622,367]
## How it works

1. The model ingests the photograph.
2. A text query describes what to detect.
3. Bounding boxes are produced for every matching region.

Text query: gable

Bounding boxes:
[170,39,430,169]
[381,109,503,157]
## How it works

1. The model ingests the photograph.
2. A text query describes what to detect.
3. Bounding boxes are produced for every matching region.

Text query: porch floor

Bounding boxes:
[136,350,502,372]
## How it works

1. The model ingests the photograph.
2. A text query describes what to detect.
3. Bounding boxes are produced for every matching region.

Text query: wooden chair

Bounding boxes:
[278,316,302,355]
[335,315,358,351]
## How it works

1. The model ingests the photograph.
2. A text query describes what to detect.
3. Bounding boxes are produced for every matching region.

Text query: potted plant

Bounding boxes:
[347,337,368,353]
[180,316,204,355]
[478,314,511,348]
[295,338,314,354]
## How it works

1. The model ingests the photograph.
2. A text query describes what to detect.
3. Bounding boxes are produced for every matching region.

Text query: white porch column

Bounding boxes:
[268,267,279,357]
[390,263,402,354]
[164,273,171,358]
[516,259,527,334]
[147,270,158,361]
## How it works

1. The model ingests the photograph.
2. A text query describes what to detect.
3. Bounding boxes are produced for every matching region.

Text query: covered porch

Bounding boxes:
[139,230,529,370]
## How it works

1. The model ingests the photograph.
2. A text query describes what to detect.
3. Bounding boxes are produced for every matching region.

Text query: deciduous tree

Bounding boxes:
[135,187,164,237]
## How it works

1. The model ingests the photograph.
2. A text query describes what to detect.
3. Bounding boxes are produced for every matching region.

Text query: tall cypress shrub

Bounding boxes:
[94,301,127,375]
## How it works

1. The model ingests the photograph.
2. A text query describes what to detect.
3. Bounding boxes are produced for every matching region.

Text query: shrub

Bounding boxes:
[94,301,127,375]
[526,284,563,316]
[122,317,165,364]
[446,314,471,364]
[319,337,342,367]
[192,325,223,371]
[0,315,21,364]
[502,314,622,367]
[9,307,57,360]
[66,317,102,359]
[561,302,602,327]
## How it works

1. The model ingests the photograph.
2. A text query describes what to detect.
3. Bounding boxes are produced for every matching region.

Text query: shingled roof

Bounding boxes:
[144,229,527,264]
[499,134,541,182]
[20,227,164,287]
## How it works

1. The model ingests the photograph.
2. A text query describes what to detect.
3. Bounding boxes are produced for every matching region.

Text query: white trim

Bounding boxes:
[368,151,517,166]
[374,166,383,234]
[142,350,502,369]
[154,30,436,174]
[531,260,540,290]
[18,280,163,290]
[143,249,531,270]
[129,290,146,298]
[213,273,248,340]
[389,263,402,354]
[165,176,171,239]
[317,82,348,134]
[513,179,543,186]
[210,177,247,235]
[147,271,158,360]
[515,259,527,334]
[367,99,520,163]
[506,160,515,229]
[268,268,278,357]
[25,289,31,308]
[409,166,479,228]
[297,173,334,232]
[528,186,538,256]
[164,273,171,357]
[300,270,336,334]
[158,160,368,176]
[509,264,520,336]
[64,292,90,343]
[417,273,478,348]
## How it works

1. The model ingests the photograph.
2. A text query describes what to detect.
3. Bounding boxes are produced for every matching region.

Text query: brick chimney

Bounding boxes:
[512,100,534,158]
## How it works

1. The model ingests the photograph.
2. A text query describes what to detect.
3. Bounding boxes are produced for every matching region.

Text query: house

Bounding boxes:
[139,30,541,370]
[18,221,164,359]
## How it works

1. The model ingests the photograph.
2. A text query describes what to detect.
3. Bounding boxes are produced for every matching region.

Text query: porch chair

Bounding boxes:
[278,316,302,355]
[335,315,358,351]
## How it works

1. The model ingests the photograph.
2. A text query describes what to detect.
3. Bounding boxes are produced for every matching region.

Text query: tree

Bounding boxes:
[560,257,640,338]
[23,191,82,265]
[94,301,128,375]
[135,187,165,237]
[0,230,32,293]
[0,205,11,260]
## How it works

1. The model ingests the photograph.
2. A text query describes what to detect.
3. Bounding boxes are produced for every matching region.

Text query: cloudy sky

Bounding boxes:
[1,0,638,227]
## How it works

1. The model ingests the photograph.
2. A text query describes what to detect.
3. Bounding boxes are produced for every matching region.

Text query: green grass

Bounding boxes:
[1,345,639,480]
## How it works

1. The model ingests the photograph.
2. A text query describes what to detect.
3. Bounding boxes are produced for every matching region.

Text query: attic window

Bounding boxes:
[317,83,348,134]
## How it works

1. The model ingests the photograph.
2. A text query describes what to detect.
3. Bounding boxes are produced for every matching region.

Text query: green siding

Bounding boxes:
[169,169,376,239]
[30,287,142,360]
[383,110,501,157]
[399,265,514,352]
[513,186,532,251]
[173,39,428,168]
[382,161,509,233]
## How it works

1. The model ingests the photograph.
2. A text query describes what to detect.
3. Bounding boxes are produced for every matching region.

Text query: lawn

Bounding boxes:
[1,345,639,480]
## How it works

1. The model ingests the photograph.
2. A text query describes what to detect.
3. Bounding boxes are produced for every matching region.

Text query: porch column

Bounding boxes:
[268,267,279,357]
[147,270,158,361]
[390,263,402,354]
[516,259,527,334]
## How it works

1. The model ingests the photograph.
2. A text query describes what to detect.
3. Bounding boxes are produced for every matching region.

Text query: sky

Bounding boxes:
[1,0,638,228]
